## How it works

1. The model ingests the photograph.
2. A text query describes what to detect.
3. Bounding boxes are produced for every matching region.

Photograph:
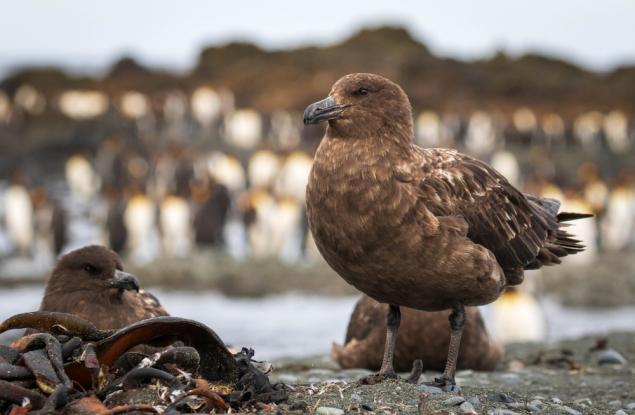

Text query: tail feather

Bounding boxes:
[555,232,585,251]
[557,212,594,222]
[529,198,593,269]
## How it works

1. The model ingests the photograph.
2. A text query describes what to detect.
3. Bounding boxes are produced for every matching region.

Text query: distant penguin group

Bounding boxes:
[1,172,66,259]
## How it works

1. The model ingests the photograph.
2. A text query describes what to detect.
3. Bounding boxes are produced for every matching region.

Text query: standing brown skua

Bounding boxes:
[40,245,168,330]
[304,73,591,389]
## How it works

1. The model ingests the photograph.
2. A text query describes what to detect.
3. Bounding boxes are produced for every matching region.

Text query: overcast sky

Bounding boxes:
[1,0,633,77]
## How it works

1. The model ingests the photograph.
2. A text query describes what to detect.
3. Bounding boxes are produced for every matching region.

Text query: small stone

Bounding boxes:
[529,400,543,407]
[442,396,466,406]
[552,397,563,404]
[316,406,345,415]
[626,402,635,409]
[608,400,622,407]
[561,406,581,415]
[489,409,520,415]
[459,401,477,414]
[615,410,628,415]
[574,398,592,407]
[597,349,627,365]
[417,384,443,394]
[444,384,462,393]
[487,392,516,403]
[350,393,362,402]
[468,397,480,406]
[526,404,540,413]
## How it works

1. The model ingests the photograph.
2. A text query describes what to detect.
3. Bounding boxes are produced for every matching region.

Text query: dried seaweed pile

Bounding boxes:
[0,312,286,414]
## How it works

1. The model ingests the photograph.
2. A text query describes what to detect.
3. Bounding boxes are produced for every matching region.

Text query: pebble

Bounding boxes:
[529,400,543,407]
[488,409,520,415]
[526,404,540,413]
[574,398,592,406]
[552,397,563,404]
[416,384,443,394]
[487,392,516,403]
[615,410,628,415]
[561,406,581,415]
[442,396,466,406]
[446,384,462,393]
[468,397,480,406]
[597,349,627,365]
[459,401,477,414]
[350,393,362,402]
[626,402,635,409]
[315,406,344,415]
[608,400,623,407]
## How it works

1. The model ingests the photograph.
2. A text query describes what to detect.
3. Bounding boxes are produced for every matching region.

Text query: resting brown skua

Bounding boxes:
[304,73,591,389]
[332,295,503,373]
[40,245,168,330]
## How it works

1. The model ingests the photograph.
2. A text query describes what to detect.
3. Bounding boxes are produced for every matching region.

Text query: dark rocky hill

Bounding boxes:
[2,26,633,115]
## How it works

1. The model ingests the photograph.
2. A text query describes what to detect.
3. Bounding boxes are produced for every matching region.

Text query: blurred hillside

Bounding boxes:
[2,25,634,117]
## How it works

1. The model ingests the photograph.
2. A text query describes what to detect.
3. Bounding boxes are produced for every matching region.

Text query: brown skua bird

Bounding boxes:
[304,73,591,389]
[332,295,502,373]
[39,245,168,330]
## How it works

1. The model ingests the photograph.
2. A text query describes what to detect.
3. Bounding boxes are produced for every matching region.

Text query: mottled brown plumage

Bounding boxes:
[40,245,168,330]
[304,73,590,386]
[332,295,502,372]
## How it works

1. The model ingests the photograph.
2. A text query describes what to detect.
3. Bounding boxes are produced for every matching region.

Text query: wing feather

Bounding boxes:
[412,148,552,278]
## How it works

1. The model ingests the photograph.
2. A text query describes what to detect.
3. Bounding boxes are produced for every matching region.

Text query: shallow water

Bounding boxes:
[1,286,635,360]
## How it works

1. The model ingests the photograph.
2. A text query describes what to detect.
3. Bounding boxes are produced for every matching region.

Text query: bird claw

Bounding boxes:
[359,370,399,385]
[423,376,461,392]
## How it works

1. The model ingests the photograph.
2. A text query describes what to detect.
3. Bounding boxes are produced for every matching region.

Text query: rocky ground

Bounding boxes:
[265,332,635,415]
[2,252,634,413]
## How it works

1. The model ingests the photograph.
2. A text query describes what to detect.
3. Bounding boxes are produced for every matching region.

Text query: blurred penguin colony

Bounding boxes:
[1,80,634,269]
[1,25,635,269]
[0,81,322,267]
